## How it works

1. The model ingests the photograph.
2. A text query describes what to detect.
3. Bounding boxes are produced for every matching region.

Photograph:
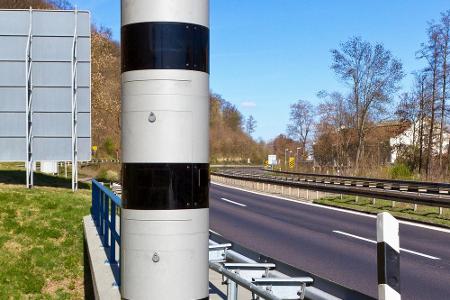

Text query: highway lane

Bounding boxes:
[209,183,450,300]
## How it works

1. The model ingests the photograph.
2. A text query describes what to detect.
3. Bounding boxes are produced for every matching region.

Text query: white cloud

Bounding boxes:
[241,101,257,108]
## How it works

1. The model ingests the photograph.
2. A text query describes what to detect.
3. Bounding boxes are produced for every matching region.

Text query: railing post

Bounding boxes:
[104,195,110,248]
[99,190,102,232]
[110,201,117,264]
[91,183,96,222]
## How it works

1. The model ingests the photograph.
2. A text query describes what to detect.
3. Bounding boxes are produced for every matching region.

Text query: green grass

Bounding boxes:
[315,195,450,228]
[0,170,91,298]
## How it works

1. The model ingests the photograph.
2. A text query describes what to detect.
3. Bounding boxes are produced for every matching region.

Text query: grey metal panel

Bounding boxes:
[0,36,27,60]
[0,9,91,163]
[78,113,91,137]
[77,62,91,87]
[32,87,71,112]
[76,12,91,37]
[32,87,89,112]
[32,62,71,87]
[0,87,25,111]
[33,36,73,61]
[33,112,91,137]
[0,62,24,86]
[0,112,25,136]
[32,11,90,37]
[32,62,90,87]
[78,37,91,61]
[78,87,90,112]
[33,137,90,160]
[33,137,71,160]
[78,137,91,161]
[33,113,71,137]
[0,138,25,161]
[0,11,29,36]
[32,36,90,62]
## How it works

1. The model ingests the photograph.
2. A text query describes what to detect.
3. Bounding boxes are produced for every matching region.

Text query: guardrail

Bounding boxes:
[212,170,450,208]
[266,168,450,191]
[89,181,376,299]
[91,179,121,269]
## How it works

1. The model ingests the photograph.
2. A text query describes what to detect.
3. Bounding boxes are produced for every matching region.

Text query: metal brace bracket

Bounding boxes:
[209,243,231,263]
[252,277,314,300]
[223,263,276,282]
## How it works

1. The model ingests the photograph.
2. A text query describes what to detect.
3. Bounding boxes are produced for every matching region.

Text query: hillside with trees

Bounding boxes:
[0,0,267,164]
[3,1,450,176]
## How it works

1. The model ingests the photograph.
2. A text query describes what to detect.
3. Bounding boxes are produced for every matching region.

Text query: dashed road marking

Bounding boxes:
[332,230,440,260]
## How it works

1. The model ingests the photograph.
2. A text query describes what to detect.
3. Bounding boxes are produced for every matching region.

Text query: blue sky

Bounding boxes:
[73,0,450,141]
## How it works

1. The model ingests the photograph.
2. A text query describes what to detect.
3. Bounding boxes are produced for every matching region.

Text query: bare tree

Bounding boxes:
[287,99,315,158]
[440,11,450,171]
[317,91,353,167]
[331,37,404,170]
[418,24,442,177]
[245,115,257,136]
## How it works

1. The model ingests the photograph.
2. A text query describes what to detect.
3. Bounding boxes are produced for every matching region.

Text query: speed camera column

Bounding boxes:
[120,0,210,299]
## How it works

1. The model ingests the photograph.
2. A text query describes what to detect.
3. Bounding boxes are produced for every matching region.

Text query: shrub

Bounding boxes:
[103,137,115,157]
[389,163,413,179]
[96,168,119,182]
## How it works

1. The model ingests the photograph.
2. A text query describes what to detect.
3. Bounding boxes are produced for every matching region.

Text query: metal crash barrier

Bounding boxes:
[89,181,377,300]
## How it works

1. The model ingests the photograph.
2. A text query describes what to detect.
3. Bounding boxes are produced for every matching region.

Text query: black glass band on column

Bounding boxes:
[121,22,209,73]
[122,163,210,210]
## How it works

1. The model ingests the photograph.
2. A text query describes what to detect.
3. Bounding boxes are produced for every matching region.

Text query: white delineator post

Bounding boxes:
[377,212,401,300]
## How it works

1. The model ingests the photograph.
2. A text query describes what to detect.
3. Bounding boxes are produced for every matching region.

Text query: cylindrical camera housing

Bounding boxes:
[120,1,210,299]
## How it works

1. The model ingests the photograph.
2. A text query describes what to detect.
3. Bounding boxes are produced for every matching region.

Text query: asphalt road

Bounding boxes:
[209,183,450,300]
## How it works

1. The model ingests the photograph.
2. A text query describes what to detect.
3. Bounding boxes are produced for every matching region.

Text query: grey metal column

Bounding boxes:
[25,7,33,189]
[71,9,79,191]
[120,0,210,299]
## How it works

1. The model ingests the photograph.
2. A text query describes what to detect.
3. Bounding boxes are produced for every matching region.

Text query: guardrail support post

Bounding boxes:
[227,279,238,300]
[377,212,401,300]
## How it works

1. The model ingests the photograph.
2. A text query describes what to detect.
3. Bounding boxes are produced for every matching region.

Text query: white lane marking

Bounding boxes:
[211,182,450,234]
[332,230,441,260]
[220,197,247,207]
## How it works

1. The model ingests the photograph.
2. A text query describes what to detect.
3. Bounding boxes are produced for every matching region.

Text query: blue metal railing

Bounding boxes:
[91,179,122,269]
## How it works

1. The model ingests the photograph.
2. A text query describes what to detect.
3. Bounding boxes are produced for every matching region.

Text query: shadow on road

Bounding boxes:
[0,170,90,189]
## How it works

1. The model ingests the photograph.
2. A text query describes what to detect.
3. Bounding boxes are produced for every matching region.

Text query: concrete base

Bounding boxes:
[83,216,120,299]
[83,215,251,299]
